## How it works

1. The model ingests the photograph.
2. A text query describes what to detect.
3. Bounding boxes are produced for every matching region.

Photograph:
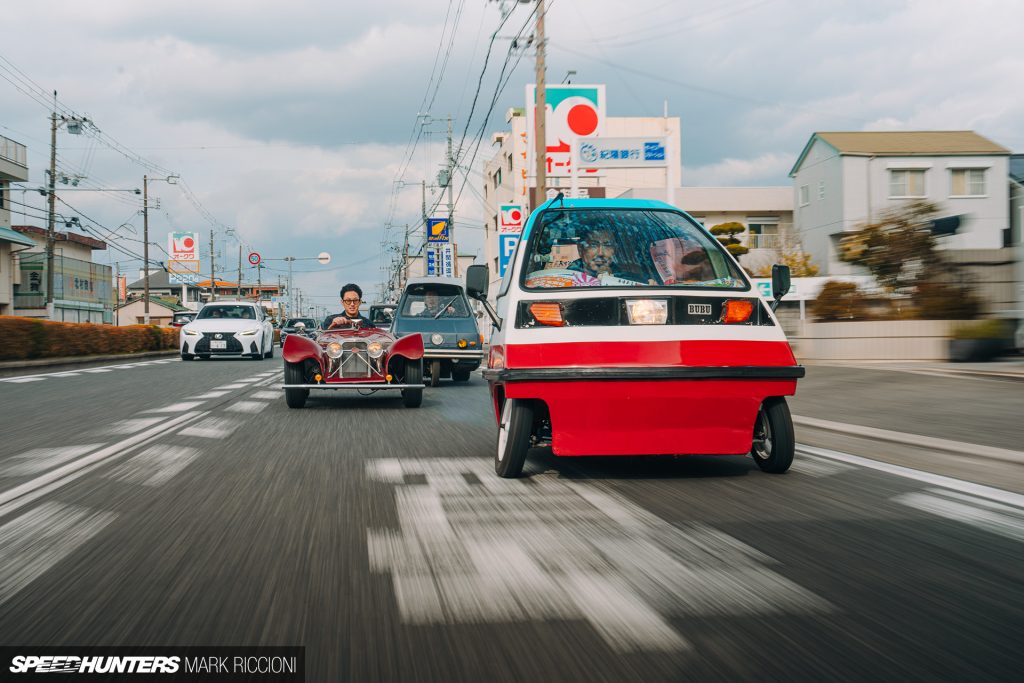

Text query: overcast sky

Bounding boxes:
[2,0,1021,307]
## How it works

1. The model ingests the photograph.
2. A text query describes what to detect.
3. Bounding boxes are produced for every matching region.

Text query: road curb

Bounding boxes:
[794,414,1024,465]
[0,349,179,376]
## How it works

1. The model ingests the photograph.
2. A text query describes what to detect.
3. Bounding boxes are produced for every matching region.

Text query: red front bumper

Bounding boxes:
[503,376,796,456]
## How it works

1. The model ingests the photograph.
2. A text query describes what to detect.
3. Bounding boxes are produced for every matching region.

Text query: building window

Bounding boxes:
[889,169,926,198]
[818,180,825,200]
[950,168,986,197]
[494,169,502,188]
[799,185,810,206]
[507,154,513,171]
[748,223,780,250]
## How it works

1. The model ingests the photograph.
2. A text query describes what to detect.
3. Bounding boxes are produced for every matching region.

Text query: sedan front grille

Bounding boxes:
[194,332,243,354]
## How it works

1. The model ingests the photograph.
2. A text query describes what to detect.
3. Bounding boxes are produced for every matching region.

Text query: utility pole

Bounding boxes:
[284,256,296,318]
[534,0,547,205]
[142,175,150,324]
[45,97,58,311]
[256,263,262,303]
[447,114,454,240]
[237,244,242,298]
[209,230,216,302]
[402,224,410,290]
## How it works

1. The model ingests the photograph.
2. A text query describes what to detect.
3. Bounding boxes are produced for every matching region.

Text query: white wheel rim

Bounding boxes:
[497,401,511,462]
[753,409,773,460]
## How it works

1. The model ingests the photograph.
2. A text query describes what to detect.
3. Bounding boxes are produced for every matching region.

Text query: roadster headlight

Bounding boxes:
[183,327,200,336]
[430,333,444,346]
[326,341,343,359]
[239,328,259,336]
[367,341,384,358]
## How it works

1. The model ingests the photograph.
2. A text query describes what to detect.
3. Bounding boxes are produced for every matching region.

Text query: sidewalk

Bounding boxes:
[799,356,1024,380]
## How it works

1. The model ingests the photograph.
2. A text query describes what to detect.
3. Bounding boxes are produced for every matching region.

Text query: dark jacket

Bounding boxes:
[323,313,373,329]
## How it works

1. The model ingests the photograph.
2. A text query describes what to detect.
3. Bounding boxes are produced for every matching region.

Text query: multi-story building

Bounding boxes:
[0,133,32,316]
[789,131,1011,275]
[12,224,114,323]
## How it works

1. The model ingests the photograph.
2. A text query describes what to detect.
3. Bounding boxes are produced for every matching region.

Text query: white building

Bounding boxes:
[789,131,1011,276]
[0,133,31,316]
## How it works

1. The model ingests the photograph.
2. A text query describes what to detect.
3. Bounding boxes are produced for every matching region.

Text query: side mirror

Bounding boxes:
[466,264,489,300]
[770,264,791,312]
[465,264,502,331]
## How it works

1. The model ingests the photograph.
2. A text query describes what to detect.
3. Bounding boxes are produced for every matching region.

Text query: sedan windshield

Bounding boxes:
[284,318,316,328]
[197,305,257,320]
[400,284,470,318]
[520,208,747,290]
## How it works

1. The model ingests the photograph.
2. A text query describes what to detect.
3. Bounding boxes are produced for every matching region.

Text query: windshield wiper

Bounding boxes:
[433,295,461,319]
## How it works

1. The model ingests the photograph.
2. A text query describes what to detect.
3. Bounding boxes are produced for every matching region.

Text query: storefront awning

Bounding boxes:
[0,226,36,247]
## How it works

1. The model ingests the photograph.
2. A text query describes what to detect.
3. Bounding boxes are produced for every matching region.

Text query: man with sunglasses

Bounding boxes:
[567,226,645,284]
[323,283,373,329]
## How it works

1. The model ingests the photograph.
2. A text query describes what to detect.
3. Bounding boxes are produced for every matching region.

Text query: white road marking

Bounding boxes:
[790,457,854,478]
[108,445,201,486]
[0,357,179,382]
[142,401,205,413]
[180,417,238,439]
[894,488,1024,544]
[0,412,204,518]
[220,384,248,390]
[249,390,279,400]
[367,458,829,652]
[2,377,45,383]
[0,445,104,477]
[190,391,230,399]
[233,378,260,384]
[798,445,1024,509]
[44,372,81,378]
[226,400,268,414]
[82,368,112,373]
[0,502,116,605]
[794,415,1024,464]
[105,417,164,435]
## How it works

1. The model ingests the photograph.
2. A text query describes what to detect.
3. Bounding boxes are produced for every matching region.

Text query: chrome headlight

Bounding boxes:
[430,333,444,346]
[367,341,385,358]
[326,341,343,359]
[239,328,259,336]
[183,327,200,336]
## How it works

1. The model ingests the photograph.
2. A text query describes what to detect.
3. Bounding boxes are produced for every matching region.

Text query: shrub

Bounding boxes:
[914,279,981,320]
[0,316,179,361]
[951,319,1012,340]
[811,281,870,321]
[709,222,749,258]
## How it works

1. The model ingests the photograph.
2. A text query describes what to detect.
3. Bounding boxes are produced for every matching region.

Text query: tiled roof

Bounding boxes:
[815,131,1009,156]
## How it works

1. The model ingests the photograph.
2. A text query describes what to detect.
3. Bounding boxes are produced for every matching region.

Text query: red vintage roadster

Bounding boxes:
[281,322,425,408]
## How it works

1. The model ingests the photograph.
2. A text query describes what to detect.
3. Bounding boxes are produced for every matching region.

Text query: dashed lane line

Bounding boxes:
[0,358,180,383]
[108,445,202,487]
[0,445,105,477]
[226,401,268,414]
[0,502,116,606]
[893,488,1024,544]
[142,401,206,413]
[0,411,205,519]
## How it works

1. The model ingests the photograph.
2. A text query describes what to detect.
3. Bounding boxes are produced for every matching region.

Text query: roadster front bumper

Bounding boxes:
[281,383,423,390]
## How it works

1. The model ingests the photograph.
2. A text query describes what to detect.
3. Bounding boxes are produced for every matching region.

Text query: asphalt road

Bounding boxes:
[0,358,1022,682]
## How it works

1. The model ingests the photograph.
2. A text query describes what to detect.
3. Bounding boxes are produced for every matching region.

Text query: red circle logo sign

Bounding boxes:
[248,252,261,265]
[510,209,522,223]
[566,104,599,137]
[182,236,194,249]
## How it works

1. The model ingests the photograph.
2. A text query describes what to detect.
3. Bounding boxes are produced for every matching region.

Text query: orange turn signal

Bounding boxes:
[530,302,565,327]
[314,373,323,382]
[458,339,468,348]
[386,374,393,382]
[721,299,754,324]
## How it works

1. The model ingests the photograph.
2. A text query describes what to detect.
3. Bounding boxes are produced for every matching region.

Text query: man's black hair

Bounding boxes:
[340,283,362,300]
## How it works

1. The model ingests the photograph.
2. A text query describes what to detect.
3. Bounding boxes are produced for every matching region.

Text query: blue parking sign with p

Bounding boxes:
[499,235,519,278]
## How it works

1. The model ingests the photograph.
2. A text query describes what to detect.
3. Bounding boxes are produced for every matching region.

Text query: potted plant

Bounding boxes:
[948,319,1010,362]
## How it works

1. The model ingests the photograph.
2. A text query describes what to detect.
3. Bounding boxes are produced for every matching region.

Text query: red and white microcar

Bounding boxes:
[467,197,805,478]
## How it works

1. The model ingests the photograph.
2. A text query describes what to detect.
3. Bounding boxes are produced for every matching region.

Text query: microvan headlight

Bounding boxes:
[430,333,444,346]
[239,328,259,336]
[625,299,668,325]
[367,341,385,359]
[326,341,343,359]
[183,327,200,336]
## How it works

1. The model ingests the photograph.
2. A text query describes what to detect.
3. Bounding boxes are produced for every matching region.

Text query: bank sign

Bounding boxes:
[577,137,667,168]
[526,84,606,177]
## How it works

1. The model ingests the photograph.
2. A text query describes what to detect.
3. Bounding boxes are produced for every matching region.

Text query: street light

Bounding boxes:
[267,252,331,318]
[142,174,179,324]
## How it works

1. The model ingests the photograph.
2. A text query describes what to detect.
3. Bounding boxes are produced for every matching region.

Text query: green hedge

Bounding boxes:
[0,316,179,361]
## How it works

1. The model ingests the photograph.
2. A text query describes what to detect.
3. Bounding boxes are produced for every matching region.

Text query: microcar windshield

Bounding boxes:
[520,208,748,290]
[400,284,471,318]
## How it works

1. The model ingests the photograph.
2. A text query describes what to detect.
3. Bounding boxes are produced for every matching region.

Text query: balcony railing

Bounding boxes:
[0,134,28,168]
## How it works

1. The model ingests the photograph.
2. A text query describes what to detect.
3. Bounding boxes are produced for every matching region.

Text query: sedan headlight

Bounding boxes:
[239,328,259,336]
[367,341,385,358]
[183,327,200,336]
[326,341,343,359]
[430,333,444,346]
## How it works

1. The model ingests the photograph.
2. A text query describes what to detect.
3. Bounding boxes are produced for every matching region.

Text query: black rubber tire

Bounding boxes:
[429,360,441,387]
[402,360,423,408]
[495,399,534,478]
[265,343,273,359]
[284,362,308,409]
[751,397,795,473]
[180,353,194,361]
[452,369,471,383]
